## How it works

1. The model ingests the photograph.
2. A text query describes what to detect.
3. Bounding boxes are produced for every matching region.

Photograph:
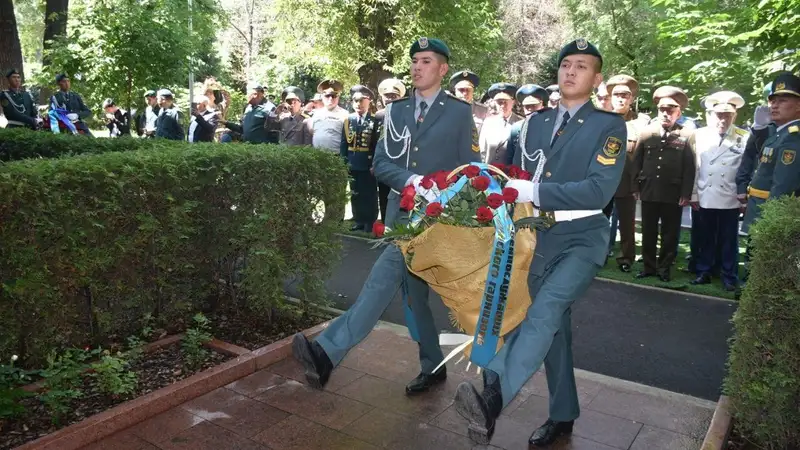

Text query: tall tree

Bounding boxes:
[0,0,24,90]
[43,0,69,67]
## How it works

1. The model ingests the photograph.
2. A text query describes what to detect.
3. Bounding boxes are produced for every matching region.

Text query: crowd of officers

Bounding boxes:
[3,66,800,291]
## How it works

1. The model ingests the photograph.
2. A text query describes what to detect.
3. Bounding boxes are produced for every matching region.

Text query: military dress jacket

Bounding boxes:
[241,103,275,144]
[511,102,627,272]
[155,106,184,140]
[504,109,553,165]
[690,125,748,209]
[479,112,523,165]
[340,112,379,171]
[614,112,650,198]
[373,90,480,228]
[735,125,773,195]
[1,89,37,128]
[279,112,312,146]
[52,91,92,121]
[632,123,696,204]
[472,101,490,135]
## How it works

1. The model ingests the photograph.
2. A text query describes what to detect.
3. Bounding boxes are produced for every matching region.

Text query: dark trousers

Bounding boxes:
[378,182,390,222]
[696,208,740,285]
[350,170,378,227]
[614,196,637,266]
[641,201,682,276]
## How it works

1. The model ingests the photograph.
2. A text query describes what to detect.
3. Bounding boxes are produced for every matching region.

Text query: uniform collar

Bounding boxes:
[776,118,800,133]
[556,100,588,119]
[415,88,441,108]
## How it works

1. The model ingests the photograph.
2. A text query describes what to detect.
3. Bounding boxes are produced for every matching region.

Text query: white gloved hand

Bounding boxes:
[35,117,43,125]
[66,113,79,121]
[752,105,770,130]
[505,179,536,204]
[412,175,441,202]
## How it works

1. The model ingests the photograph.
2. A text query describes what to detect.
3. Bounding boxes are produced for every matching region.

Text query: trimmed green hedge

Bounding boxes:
[725,196,800,449]
[0,140,347,363]
[0,128,153,162]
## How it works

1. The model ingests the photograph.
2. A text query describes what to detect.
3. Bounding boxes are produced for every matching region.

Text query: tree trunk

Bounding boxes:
[41,0,69,102]
[0,0,24,90]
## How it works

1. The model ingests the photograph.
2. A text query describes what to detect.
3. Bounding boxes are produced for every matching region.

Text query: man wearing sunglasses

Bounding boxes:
[278,86,312,146]
[309,79,349,152]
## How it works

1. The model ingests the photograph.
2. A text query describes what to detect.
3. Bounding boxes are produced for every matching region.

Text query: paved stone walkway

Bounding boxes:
[85,326,714,450]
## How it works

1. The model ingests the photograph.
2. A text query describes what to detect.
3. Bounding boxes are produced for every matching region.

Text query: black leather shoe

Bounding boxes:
[454,370,503,445]
[658,273,671,282]
[292,333,333,389]
[405,367,446,395]
[528,419,574,447]
[619,263,631,273]
[691,274,711,285]
[349,223,364,231]
[722,282,737,292]
[635,271,653,279]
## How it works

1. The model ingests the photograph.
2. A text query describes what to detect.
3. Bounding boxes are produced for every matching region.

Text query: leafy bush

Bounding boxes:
[724,196,800,449]
[182,313,213,370]
[0,139,347,363]
[0,128,152,162]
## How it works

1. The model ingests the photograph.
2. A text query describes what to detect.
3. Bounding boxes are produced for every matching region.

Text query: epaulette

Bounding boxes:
[734,127,748,136]
[789,125,799,134]
[446,92,471,106]
[593,107,621,118]
[301,113,310,119]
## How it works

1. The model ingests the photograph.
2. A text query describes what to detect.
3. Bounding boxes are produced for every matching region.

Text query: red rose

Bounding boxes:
[372,221,386,237]
[434,171,451,190]
[402,184,416,199]
[400,196,415,211]
[476,206,494,223]
[425,202,444,217]
[518,170,533,181]
[486,193,504,209]
[491,163,507,174]
[507,165,521,178]
[471,175,491,191]
[420,176,434,190]
[502,187,518,204]
[463,165,481,178]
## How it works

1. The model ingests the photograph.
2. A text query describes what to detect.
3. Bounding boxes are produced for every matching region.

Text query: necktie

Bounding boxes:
[551,111,570,146]
[417,101,428,128]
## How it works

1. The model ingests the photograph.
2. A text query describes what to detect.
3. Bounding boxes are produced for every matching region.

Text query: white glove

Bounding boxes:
[505,179,536,204]
[35,118,43,125]
[412,176,440,202]
[67,113,79,121]
[752,105,770,130]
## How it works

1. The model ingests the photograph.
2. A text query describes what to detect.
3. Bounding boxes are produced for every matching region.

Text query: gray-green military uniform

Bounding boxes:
[52,90,93,135]
[1,88,37,129]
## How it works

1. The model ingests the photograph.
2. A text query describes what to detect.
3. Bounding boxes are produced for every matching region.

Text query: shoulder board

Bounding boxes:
[391,96,412,105]
[301,113,310,119]
[593,107,621,117]
[734,127,748,136]
[789,125,799,134]
[446,92,471,105]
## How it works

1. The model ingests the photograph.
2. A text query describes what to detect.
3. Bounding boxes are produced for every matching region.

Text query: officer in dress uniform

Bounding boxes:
[480,82,523,164]
[449,70,490,134]
[225,82,277,144]
[735,82,775,216]
[454,39,627,447]
[340,85,380,232]
[741,72,800,237]
[605,74,650,272]
[375,78,407,222]
[136,90,160,138]
[689,91,748,292]
[52,74,93,136]
[278,86,312,146]
[1,69,39,129]
[292,37,480,398]
[632,86,696,282]
[505,84,550,165]
[310,79,349,152]
[154,89,184,140]
[102,98,131,137]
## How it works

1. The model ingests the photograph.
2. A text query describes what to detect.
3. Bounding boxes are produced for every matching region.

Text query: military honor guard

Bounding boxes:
[505,84,550,165]
[278,86,312,146]
[102,98,131,137]
[741,72,800,240]
[375,78,407,222]
[479,82,523,164]
[605,74,651,272]
[309,79,349,152]
[449,70,490,133]
[291,37,479,402]
[154,89,184,140]
[688,91,748,291]
[1,69,39,130]
[225,82,277,144]
[340,85,380,232]
[632,86,696,282]
[454,39,626,447]
[52,74,93,136]
[136,90,160,138]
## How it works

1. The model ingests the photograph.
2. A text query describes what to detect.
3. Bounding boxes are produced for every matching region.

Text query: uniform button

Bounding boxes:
[411,161,417,167]
[722,162,726,165]
[659,157,662,160]
[657,166,661,169]
[414,147,419,152]
[545,171,552,178]
[656,175,660,178]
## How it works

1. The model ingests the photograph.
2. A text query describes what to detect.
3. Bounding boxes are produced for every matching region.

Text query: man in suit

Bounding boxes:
[188,98,219,143]
[1,69,39,130]
[375,78,407,222]
[505,84,550,165]
[279,86,312,146]
[341,85,380,232]
[292,37,479,396]
[52,73,93,136]
[632,86,696,282]
[154,89,184,141]
[453,39,627,447]
[480,82,523,165]
[689,91,748,292]
[449,70,490,134]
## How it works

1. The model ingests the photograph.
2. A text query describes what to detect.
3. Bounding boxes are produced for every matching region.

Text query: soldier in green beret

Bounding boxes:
[1,69,39,130]
[52,74,93,136]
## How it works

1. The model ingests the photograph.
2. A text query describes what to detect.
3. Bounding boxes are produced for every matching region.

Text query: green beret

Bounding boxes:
[144,90,157,98]
[5,68,19,78]
[409,37,450,60]
[55,73,69,83]
[557,39,603,69]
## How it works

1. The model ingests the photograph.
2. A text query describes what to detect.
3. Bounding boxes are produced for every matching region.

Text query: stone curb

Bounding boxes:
[14,321,331,450]
[700,396,734,450]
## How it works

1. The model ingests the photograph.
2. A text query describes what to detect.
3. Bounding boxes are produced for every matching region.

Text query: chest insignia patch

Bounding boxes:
[782,149,795,165]
[603,136,623,157]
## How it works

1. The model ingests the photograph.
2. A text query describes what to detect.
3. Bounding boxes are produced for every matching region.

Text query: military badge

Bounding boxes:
[596,155,615,166]
[419,37,429,49]
[782,149,795,165]
[776,82,786,92]
[462,71,468,78]
[576,39,588,50]
[602,136,623,157]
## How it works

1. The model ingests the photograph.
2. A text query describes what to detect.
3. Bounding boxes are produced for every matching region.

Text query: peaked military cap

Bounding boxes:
[102,98,115,109]
[350,84,375,100]
[450,70,480,90]
[516,84,549,105]
[144,90,157,98]
[247,81,265,92]
[557,38,603,69]
[703,91,745,113]
[769,71,800,98]
[606,74,639,96]
[409,37,450,60]
[488,82,518,101]
[653,86,689,109]
[378,78,406,97]
[5,68,19,78]
[312,93,323,102]
[156,88,174,98]
[55,73,69,83]
[281,86,305,103]
[317,79,343,94]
